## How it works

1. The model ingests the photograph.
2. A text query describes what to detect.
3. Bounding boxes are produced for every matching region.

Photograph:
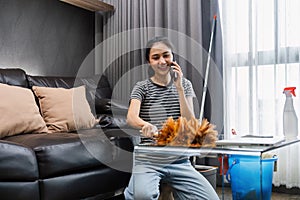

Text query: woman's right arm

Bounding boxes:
[127,99,157,137]
[127,99,145,128]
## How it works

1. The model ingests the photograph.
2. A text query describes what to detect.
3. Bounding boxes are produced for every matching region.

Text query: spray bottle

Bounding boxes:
[283,87,298,140]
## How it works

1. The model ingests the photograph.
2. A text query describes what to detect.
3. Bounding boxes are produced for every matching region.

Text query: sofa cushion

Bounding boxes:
[0,83,48,138]
[0,181,40,200]
[32,85,96,133]
[4,132,108,178]
[5,128,136,179]
[5,131,112,178]
[0,140,39,181]
[39,168,131,200]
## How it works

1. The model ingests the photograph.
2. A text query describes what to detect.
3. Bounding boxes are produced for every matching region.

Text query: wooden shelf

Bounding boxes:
[60,0,114,12]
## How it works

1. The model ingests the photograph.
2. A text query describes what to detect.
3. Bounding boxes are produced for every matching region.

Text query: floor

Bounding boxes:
[216,186,300,200]
[109,186,300,200]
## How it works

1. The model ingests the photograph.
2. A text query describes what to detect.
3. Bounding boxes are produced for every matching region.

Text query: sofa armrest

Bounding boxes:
[101,128,140,173]
[102,128,141,148]
[96,114,129,129]
[95,98,128,115]
[0,140,39,180]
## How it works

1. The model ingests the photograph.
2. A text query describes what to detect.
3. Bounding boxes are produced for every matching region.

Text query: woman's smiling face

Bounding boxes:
[148,42,173,76]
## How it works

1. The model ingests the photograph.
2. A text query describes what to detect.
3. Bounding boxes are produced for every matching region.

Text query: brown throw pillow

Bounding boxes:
[32,85,96,133]
[0,83,48,138]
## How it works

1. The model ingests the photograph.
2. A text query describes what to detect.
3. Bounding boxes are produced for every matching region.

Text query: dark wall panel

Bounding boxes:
[0,0,95,76]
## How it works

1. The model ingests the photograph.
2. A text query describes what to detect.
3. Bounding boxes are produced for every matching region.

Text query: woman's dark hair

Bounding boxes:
[145,36,174,62]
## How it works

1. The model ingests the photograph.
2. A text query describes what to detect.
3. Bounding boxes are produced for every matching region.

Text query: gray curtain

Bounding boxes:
[96,0,223,135]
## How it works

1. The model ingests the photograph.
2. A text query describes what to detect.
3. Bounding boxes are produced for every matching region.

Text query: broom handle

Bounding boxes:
[199,15,217,121]
[193,15,217,168]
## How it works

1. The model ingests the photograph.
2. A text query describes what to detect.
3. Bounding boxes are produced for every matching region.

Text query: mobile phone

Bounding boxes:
[170,67,178,81]
[169,60,177,81]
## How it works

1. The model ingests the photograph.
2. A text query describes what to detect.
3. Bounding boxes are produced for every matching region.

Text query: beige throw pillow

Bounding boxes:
[0,83,48,138]
[32,86,96,133]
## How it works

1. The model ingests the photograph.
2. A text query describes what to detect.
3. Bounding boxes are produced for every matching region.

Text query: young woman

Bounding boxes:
[124,37,219,200]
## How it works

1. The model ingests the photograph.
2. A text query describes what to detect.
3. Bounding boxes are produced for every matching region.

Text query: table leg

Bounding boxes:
[221,154,224,200]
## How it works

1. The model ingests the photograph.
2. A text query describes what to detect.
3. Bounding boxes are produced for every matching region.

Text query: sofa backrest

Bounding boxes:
[0,68,128,117]
[27,74,116,115]
[27,74,112,98]
[0,68,28,88]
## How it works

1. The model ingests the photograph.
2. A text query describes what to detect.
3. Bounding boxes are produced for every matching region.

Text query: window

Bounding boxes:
[222,0,300,137]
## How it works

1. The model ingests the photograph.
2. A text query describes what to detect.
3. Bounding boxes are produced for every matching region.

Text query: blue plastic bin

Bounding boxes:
[226,155,277,200]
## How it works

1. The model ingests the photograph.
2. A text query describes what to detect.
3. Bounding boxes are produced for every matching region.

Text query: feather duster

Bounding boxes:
[155,117,218,147]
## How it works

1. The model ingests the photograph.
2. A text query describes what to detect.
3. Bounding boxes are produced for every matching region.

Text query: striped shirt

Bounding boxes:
[130,78,195,129]
[131,78,195,163]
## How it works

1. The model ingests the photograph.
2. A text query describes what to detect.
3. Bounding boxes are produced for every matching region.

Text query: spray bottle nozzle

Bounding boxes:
[283,87,296,97]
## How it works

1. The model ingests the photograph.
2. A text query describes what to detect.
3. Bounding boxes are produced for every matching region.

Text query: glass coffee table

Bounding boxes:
[134,138,300,200]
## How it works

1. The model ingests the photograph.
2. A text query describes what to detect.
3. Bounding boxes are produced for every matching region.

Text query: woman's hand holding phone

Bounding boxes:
[169,61,184,92]
[169,61,182,82]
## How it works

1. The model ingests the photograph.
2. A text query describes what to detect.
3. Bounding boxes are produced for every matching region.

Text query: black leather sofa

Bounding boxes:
[0,68,138,200]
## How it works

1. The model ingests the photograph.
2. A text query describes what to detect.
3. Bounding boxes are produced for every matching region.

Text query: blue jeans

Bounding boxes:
[124,159,219,200]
